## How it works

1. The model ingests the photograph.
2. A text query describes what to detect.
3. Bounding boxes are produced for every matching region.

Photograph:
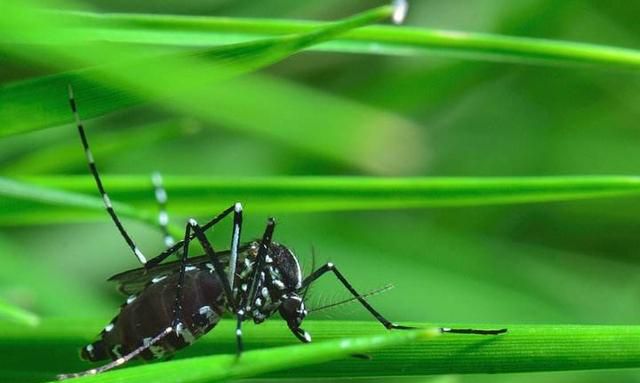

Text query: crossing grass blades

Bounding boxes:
[58,85,507,380]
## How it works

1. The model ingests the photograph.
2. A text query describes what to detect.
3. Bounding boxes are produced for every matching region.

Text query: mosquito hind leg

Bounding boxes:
[151,172,176,248]
[57,327,173,380]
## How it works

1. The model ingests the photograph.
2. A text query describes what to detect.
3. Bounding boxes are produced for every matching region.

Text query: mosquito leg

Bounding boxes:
[145,203,238,269]
[301,263,506,335]
[188,218,247,357]
[69,85,147,265]
[234,218,275,358]
[188,219,237,310]
[57,327,173,380]
[242,218,275,312]
[441,327,507,335]
[169,219,241,352]
[170,220,196,329]
[301,263,413,330]
[227,203,243,292]
[234,310,245,357]
[151,172,176,248]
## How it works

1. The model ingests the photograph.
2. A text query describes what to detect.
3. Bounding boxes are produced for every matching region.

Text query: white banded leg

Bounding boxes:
[57,327,173,380]
[228,202,243,291]
[68,84,146,265]
[151,172,175,248]
[234,218,275,357]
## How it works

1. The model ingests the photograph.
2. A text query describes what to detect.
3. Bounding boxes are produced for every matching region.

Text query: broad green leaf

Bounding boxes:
[3,175,640,225]
[4,319,640,381]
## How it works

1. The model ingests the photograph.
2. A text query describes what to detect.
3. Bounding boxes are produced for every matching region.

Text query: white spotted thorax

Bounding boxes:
[232,240,305,324]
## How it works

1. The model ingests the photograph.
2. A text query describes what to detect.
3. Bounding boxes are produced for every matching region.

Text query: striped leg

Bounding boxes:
[235,218,275,356]
[227,202,243,291]
[144,203,243,273]
[68,85,146,265]
[151,172,175,248]
[301,264,507,335]
[57,327,173,380]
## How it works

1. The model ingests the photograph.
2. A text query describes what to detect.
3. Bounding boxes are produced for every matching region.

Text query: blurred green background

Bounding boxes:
[1,0,640,382]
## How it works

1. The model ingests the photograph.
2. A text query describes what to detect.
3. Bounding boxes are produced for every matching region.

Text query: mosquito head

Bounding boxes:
[279,293,311,343]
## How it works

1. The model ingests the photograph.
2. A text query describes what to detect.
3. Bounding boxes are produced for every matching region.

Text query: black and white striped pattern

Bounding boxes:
[151,172,175,248]
[57,327,173,380]
[228,202,243,291]
[68,85,147,265]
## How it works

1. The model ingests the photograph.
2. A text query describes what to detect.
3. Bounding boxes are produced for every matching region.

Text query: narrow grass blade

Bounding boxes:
[5,119,187,174]
[4,319,640,381]
[0,176,154,226]
[3,175,640,225]
[49,11,640,70]
[0,299,39,327]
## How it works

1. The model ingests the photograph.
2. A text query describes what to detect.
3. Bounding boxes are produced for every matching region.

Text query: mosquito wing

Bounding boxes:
[108,251,233,296]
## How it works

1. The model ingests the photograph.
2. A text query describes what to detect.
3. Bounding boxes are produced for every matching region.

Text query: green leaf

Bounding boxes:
[0,0,417,174]
[3,175,640,225]
[4,319,640,381]
[5,119,186,175]
[49,11,640,69]
[0,318,436,382]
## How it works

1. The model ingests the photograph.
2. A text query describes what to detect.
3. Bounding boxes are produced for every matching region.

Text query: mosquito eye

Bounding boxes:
[279,295,305,324]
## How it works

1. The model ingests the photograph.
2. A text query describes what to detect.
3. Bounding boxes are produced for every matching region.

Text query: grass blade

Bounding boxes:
[48,11,640,70]
[0,318,435,382]
[3,175,640,225]
[0,1,416,174]
[4,319,640,381]
[0,176,154,226]
[5,119,187,175]
[0,299,39,327]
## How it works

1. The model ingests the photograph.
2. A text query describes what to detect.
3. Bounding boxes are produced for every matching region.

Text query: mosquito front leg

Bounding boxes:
[301,262,411,330]
[301,263,506,335]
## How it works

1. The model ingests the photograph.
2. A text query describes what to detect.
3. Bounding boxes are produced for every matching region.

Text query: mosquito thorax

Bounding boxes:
[240,240,303,324]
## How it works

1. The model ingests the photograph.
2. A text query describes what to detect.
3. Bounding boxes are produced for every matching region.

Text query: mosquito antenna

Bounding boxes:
[302,245,316,301]
[308,284,394,313]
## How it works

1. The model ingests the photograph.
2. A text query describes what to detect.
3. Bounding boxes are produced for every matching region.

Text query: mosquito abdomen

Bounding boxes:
[82,268,226,362]
[81,339,109,362]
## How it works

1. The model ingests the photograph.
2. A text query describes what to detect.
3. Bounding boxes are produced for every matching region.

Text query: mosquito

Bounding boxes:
[58,85,506,379]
